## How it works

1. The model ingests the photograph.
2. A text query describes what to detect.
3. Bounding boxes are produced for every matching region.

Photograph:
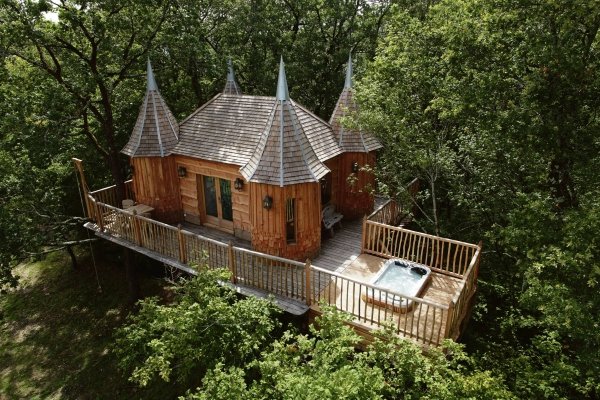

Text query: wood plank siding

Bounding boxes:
[174,155,251,240]
[130,156,182,223]
[250,182,321,261]
[337,151,377,219]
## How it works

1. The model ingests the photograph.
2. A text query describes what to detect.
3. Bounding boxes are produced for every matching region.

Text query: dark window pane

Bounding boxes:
[220,179,233,221]
[203,176,218,217]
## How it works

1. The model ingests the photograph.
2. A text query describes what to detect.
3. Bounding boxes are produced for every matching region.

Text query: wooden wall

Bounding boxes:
[174,155,251,240]
[324,157,340,207]
[336,151,377,219]
[131,156,182,223]
[250,182,321,261]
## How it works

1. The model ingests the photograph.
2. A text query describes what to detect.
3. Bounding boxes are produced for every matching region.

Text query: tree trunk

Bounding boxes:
[66,245,78,269]
[124,248,140,304]
[430,178,440,236]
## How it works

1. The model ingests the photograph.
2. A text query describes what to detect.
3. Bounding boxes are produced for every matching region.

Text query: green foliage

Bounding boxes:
[358,0,600,398]
[187,306,513,400]
[113,268,281,387]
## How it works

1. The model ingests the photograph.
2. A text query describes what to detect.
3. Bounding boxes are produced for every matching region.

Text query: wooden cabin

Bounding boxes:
[121,56,382,261]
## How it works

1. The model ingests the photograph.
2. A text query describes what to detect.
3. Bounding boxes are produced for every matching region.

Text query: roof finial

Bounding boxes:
[147,59,158,92]
[227,58,235,82]
[276,56,289,101]
[344,52,353,89]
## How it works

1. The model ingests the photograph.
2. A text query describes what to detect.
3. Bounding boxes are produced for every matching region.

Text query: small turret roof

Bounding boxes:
[122,60,179,157]
[239,58,331,186]
[223,59,242,95]
[329,53,382,153]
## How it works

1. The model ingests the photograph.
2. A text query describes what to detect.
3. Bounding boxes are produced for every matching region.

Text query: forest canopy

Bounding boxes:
[1,0,599,398]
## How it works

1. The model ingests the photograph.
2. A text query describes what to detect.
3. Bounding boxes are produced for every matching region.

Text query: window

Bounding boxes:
[286,198,296,244]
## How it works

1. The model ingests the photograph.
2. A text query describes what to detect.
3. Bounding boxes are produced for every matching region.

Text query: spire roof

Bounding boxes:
[344,52,353,88]
[240,58,329,186]
[121,60,179,157]
[276,56,289,101]
[223,58,242,95]
[329,53,382,153]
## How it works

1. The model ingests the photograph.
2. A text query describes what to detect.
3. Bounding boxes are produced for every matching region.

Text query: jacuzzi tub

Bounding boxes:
[363,259,431,313]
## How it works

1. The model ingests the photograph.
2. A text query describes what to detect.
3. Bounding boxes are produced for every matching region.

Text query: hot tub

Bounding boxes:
[363,259,431,313]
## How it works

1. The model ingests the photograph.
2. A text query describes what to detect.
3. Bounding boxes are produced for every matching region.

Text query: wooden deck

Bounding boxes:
[310,254,463,346]
[81,182,480,346]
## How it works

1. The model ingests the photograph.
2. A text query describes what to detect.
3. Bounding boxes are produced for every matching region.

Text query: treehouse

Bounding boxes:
[121,56,381,261]
[77,55,481,347]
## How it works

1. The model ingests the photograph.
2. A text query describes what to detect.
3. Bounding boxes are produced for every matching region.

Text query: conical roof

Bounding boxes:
[122,60,179,157]
[240,58,329,186]
[223,59,242,95]
[329,53,382,153]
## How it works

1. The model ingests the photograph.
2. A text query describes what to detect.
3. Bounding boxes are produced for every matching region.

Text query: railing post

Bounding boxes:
[228,241,237,284]
[305,259,312,306]
[361,216,367,253]
[178,224,187,264]
[445,301,455,339]
[132,209,142,245]
[96,202,104,231]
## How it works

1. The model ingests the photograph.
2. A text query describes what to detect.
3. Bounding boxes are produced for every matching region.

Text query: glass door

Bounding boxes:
[199,175,233,231]
[202,176,219,226]
[219,178,233,222]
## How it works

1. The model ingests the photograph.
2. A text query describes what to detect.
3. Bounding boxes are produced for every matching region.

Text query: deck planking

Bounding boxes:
[310,254,463,346]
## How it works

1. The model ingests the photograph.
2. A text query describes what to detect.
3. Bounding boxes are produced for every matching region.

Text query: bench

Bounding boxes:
[322,204,343,237]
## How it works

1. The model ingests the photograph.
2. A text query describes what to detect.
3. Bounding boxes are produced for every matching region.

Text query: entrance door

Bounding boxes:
[199,175,233,231]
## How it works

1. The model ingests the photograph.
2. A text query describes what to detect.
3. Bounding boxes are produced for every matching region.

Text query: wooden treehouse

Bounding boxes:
[75,56,481,347]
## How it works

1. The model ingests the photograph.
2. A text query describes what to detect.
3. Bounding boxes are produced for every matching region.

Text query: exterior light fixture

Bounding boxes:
[263,195,273,210]
[234,177,244,191]
[351,161,359,173]
[177,166,187,177]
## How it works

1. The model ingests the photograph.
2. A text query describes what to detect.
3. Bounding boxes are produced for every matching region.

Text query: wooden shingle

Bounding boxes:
[122,61,179,157]
[329,55,382,153]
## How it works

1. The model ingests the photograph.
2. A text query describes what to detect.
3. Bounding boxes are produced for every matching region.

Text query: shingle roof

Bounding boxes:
[329,54,382,153]
[223,59,241,95]
[122,60,179,157]
[174,60,343,181]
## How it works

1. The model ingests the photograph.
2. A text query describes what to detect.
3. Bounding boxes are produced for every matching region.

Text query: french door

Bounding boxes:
[198,175,233,231]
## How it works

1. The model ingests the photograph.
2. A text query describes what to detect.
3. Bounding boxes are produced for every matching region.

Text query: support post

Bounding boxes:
[96,202,104,231]
[305,259,312,306]
[445,301,455,339]
[228,241,237,284]
[132,209,142,245]
[72,158,92,220]
[178,224,187,264]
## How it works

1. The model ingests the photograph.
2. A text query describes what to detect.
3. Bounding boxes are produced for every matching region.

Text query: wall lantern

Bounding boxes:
[263,195,273,210]
[234,177,244,191]
[351,161,359,173]
[177,166,187,178]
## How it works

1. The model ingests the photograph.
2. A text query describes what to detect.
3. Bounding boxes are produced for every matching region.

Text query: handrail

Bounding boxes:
[309,265,448,309]
[87,183,478,345]
[308,265,451,345]
[367,198,393,220]
[366,220,479,250]
[89,179,134,195]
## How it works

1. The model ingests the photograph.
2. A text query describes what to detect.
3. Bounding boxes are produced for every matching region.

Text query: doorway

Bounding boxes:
[198,175,233,231]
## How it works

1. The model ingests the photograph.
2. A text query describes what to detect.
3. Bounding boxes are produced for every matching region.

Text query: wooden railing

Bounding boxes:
[447,243,481,339]
[361,219,482,340]
[308,265,450,346]
[367,178,420,225]
[362,220,479,277]
[89,196,308,303]
[86,182,479,345]
[89,180,135,208]
[368,198,398,225]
